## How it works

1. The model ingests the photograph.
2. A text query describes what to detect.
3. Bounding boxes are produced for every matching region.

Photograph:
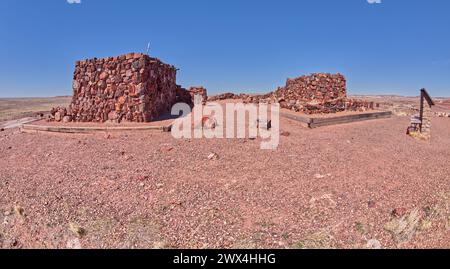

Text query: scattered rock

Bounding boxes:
[368,200,376,208]
[280,131,291,137]
[208,92,241,102]
[54,111,62,122]
[435,112,450,118]
[170,200,183,207]
[7,238,19,248]
[13,206,25,217]
[208,153,219,160]
[68,222,86,238]
[366,239,382,249]
[314,173,331,179]
[0,128,4,132]
[66,238,82,249]
[137,175,148,182]
[160,145,174,152]
[62,115,72,123]
[202,116,217,130]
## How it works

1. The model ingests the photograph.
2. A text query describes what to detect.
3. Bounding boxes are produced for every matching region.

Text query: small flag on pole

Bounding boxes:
[146,42,150,55]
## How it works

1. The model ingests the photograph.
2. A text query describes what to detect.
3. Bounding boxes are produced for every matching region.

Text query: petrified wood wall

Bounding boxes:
[69,53,178,123]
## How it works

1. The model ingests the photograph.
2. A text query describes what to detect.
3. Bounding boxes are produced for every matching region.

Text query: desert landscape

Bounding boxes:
[1,93,449,249]
[2,1,450,264]
[0,97,71,122]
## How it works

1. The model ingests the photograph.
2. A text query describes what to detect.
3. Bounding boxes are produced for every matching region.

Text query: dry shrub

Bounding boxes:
[297,230,334,249]
[384,208,421,243]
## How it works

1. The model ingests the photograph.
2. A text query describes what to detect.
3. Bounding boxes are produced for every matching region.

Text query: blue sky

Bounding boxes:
[0,0,449,97]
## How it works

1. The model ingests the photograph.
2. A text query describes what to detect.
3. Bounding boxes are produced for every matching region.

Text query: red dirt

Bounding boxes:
[0,112,449,249]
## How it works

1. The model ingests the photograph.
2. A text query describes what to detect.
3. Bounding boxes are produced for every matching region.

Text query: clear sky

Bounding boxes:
[0,0,449,97]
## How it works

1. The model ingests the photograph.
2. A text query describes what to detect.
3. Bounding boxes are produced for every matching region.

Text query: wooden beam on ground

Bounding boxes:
[280,111,392,129]
[309,111,392,128]
[21,123,173,134]
[279,113,312,125]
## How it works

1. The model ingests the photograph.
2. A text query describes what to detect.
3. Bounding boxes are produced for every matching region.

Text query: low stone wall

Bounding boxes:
[188,87,208,105]
[209,74,375,114]
[51,59,373,122]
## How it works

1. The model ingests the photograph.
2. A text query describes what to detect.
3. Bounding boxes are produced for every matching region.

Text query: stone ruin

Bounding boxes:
[209,73,374,114]
[50,53,374,123]
[50,53,206,123]
[187,86,208,105]
[274,73,374,114]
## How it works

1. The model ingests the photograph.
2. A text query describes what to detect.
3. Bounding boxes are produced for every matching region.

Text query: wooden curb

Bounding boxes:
[281,111,393,128]
[21,123,173,134]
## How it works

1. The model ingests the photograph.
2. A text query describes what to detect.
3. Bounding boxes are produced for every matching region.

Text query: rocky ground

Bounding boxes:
[0,98,449,249]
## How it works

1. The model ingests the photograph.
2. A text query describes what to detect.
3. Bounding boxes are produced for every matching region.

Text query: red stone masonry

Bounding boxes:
[53,54,370,122]
[69,53,178,123]
[188,86,208,105]
[277,73,347,102]
[273,73,374,114]
[238,73,374,114]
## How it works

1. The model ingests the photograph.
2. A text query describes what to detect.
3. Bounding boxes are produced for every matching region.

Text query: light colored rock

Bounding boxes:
[54,112,62,122]
[202,116,217,129]
[66,238,82,249]
[208,153,219,160]
[366,239,382,249]
[62,115,72,123]
[108,111,118,121]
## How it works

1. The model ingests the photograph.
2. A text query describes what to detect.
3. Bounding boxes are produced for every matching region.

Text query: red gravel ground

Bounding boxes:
[0,111,449,249]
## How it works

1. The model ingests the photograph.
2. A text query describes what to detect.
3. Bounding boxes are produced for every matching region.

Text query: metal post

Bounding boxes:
[419,90,424,132]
